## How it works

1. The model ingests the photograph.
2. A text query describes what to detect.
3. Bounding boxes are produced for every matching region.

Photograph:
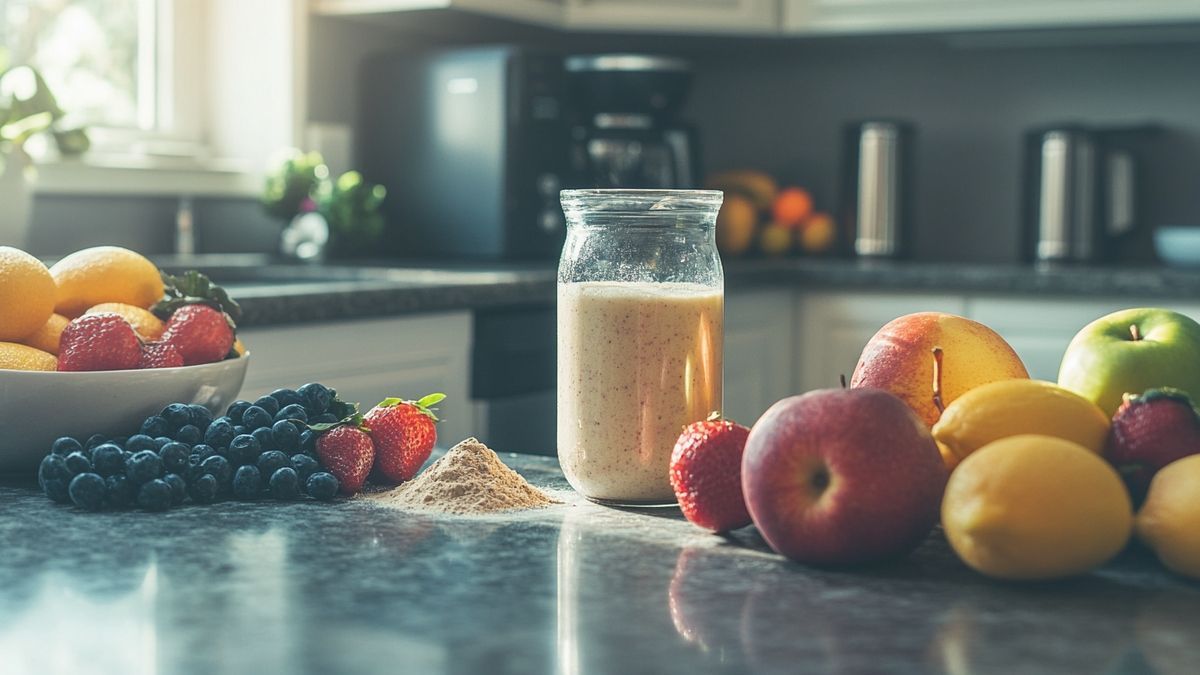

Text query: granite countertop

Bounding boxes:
[1,452,1196,675]
[146,254,1200,328]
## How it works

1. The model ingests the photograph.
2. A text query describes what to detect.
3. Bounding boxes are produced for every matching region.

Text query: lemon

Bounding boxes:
[716,193,758,257]
[50,246,164,318]
[0,246,57,341]
[20,313,69,355]
[758,224,793,256]
[932,379,1110,465]
[85,302,165,341]
[942,434,1133,580]
[0,342,58,371]
[1136,454,1200,579]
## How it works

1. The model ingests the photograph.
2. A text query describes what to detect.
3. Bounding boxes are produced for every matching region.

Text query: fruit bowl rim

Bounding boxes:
[0,352,250,376]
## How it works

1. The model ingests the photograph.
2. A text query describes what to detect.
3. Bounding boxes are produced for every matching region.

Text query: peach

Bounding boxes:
[850,312,1029,427]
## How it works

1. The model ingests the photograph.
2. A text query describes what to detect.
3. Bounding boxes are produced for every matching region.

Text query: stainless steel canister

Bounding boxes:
[842,121,912,258]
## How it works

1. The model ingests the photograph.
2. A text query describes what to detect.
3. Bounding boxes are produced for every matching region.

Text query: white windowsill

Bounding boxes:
[31,155,263,198]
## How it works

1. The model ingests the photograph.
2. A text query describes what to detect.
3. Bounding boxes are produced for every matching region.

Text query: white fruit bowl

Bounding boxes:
[0,354,249,474]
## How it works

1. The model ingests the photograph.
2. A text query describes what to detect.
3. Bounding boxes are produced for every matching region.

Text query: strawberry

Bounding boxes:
[139,341,184,369]
[670,415,753,533]
[364,393,444,483]
[1106,388,1200,501]
[315,421,376,495]
[57,313,143,372]
[161,305,235,366]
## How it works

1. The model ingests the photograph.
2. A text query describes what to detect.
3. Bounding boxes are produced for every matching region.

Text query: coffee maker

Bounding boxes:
[565,54,701,189]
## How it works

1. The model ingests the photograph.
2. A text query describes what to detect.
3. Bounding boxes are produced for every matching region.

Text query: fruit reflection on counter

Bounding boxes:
[706,170,836,258]
[671,305,1200,583]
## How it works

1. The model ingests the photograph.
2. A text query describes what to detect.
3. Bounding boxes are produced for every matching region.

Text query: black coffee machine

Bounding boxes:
[565,54,701,189]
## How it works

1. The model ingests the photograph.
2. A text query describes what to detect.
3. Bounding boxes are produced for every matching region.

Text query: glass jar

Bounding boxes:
[557,189,724,505]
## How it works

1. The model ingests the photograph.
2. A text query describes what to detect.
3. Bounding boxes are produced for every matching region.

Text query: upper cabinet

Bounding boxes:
[565,0,779,34]
[784,0,1200,35]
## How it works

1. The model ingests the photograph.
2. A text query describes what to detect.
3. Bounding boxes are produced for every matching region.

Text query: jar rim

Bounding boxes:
[560,189,723,217]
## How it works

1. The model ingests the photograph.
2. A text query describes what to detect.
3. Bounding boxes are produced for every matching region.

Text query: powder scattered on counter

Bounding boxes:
[368,437,558,515]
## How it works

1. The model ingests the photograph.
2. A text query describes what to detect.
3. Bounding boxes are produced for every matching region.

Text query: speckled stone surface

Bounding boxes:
[1,452,1197,675]
[181,256,1200,328]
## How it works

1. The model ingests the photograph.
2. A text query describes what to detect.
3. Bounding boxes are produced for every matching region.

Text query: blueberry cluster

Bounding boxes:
[38,382,342,511]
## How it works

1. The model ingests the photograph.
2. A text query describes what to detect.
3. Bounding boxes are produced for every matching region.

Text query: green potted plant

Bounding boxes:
[0,53,89,247]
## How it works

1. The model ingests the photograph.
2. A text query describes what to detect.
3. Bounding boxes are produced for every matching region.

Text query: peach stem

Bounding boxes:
[932,347,945,414]
[1130,324,1141,341]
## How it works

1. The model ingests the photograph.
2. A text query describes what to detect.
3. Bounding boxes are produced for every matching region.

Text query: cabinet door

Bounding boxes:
[785,0,1200,34]
[968,297,1200,382]
[796,292,966,393]
[312,0,566,26]
[566,0,779,34]
[237,312,474,444]
[724,290,796,426]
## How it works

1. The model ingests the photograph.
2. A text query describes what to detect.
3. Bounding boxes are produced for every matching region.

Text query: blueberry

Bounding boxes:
[68,473,106,511]
[187,404,213,429]
[269,467,300,500]
[272,420,300,451]
[140,415,169,438]
[51,437,83,456]
[232,465,262,500]
[291,453,319,481]
[161,403,192,429]
[233,425,248,436]
[126,450,164,485]
[105,474,134,507]
[189,473,218,504]
[65,451,92,476]
[298,430,317,453]
[275,404,308,424]
[204,419,235,450]
[257,450,290,478]
[305,472,339,501]
[175,424,202,446]
[136,479,172,511]
[85,433,107,450]
[110,436,128,449]
[309,413,338,425]
[159,442,190,474]
[228,434,262,465]
[242,405,272,430]
[270,388,305,409]
[92,443,126,477]
[39,453,71,486]
[251,427,277,453]
[225,400,253,424]
[191,444,216,463]
[163,473,187,505]
[298,382,332,415]
[43,478,70,504]
[252,396,280,418]
[153,436,172,450]
[125,434,158,454]
[200,455,232,488]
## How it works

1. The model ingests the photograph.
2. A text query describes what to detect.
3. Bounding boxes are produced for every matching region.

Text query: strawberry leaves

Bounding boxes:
[373,393,445,422]
[152,270,243,325]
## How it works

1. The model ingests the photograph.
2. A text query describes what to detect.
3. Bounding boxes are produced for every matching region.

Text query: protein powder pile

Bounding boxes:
[368,437,558,515]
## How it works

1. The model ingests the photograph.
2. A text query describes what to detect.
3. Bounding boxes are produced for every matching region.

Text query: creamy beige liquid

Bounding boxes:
[557,281,723,503]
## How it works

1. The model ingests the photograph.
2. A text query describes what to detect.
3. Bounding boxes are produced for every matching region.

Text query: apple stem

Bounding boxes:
[932,347,945,414]
[1130,324,1141,341]
[839,374,847,389]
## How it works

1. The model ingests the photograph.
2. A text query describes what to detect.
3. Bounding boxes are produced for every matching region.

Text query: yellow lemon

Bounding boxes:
[1136,454,1200,579]
[932,379,1110,465]
[85,302,165,341]
[0,342,58,371]
[50,246,164,317]
[232,338,247,356]
[942,434,1133,580]
[715,193,758,257]
[0,246,57,341]
[20,313,70,355]
[758,223,792,257]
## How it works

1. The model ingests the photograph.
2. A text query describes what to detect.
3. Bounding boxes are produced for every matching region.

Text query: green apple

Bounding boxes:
[1058,308,1200,417]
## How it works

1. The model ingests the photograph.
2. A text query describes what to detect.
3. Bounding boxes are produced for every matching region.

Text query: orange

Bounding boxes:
[0,342,57,371]
[800,212,836,253]
[772,187,813,228]
[85,302,165,341]
[715,193,758,257]
[20,313,69,355]
[0,246,57,341]
[50,246,164,317]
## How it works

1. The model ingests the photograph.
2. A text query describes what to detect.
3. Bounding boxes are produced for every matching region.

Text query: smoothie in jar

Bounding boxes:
[557,280,723,503]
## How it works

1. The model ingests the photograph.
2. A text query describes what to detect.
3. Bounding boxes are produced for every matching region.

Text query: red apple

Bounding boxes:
[741,388,947,565]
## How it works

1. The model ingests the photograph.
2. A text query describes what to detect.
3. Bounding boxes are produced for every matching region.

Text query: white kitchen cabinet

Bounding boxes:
[565,0,779,34]
[795,292,966,394]
[237,312,474,443]
[311,0,566,26]
[784,0,1200,35]
[724,289,797,425]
